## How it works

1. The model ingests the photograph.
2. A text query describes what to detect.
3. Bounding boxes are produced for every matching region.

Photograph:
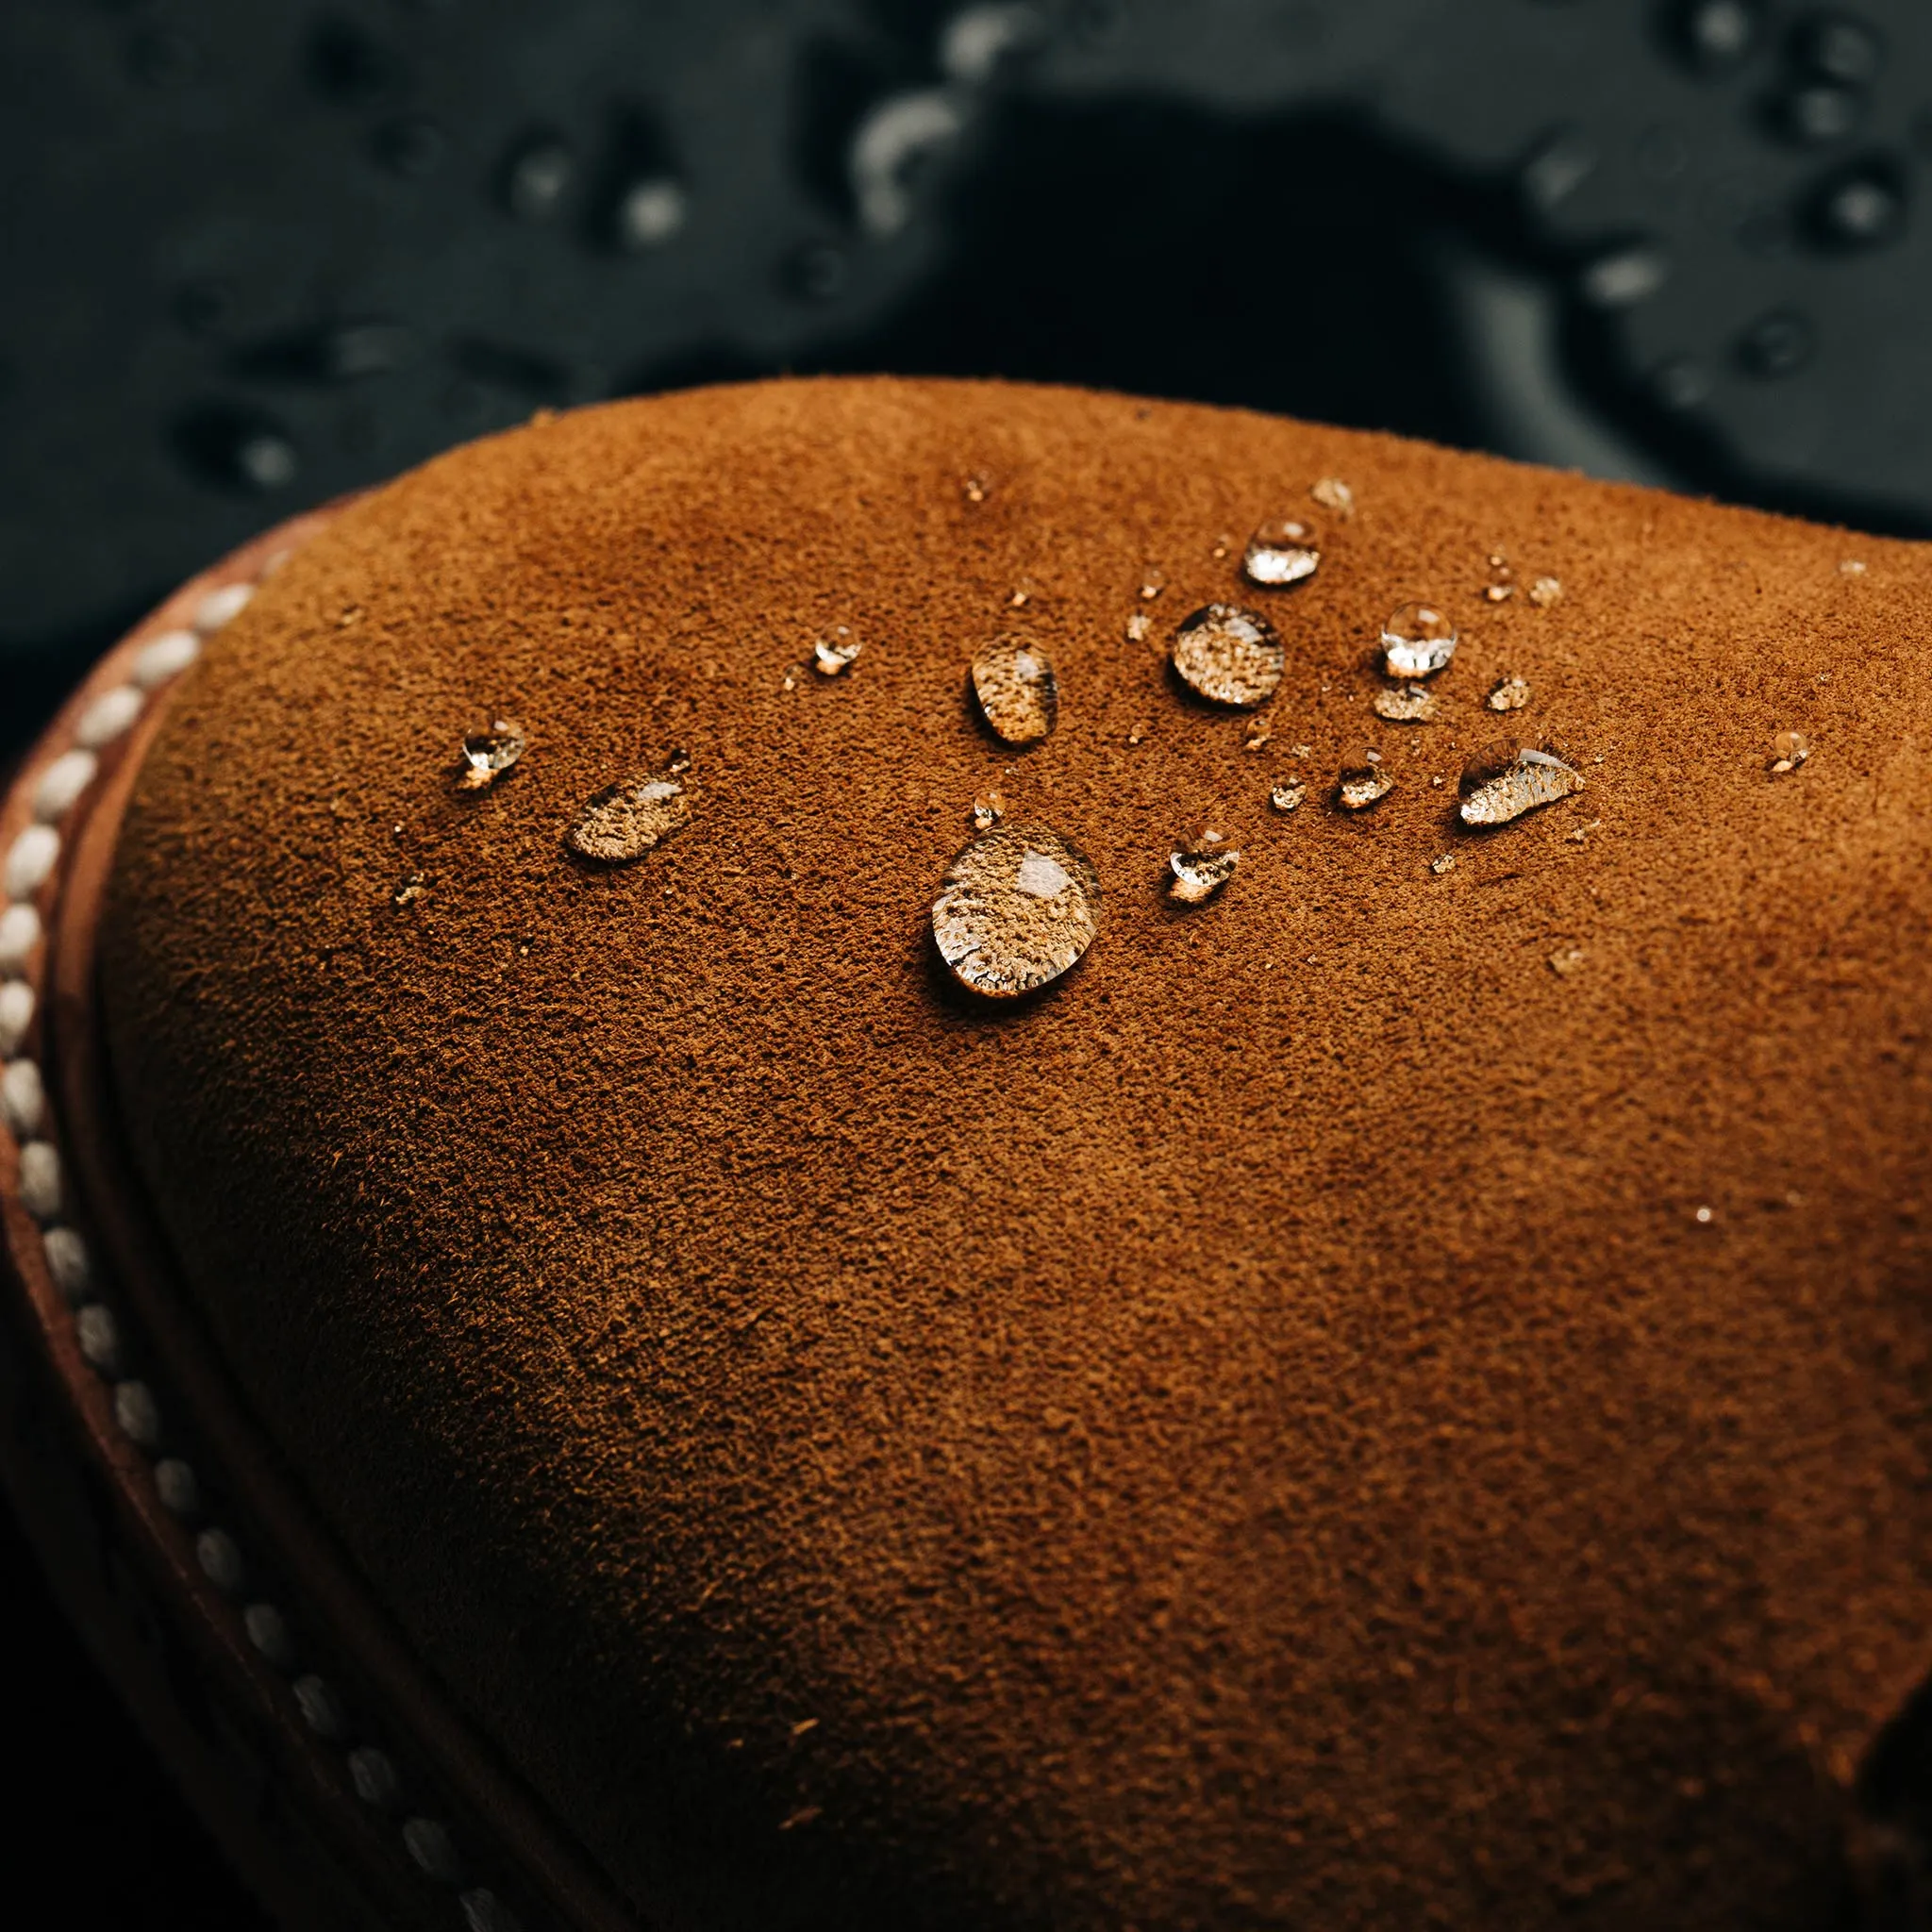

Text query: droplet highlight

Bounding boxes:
[1241,518,1321,589]
[1381,604,1457,679]
[970,638,1058,745]
[931,823,1101,997]
[1172,604,1285,708]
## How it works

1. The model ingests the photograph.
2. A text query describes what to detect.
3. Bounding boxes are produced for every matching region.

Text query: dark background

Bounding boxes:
[5,0,1932,1921]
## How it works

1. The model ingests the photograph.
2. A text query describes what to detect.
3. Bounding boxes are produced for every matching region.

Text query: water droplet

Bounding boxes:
[1373,685,1439,724]
[1549,946,1587,978]
[962,473,990,505]
[1172,604,1284,708]
[1568,818,1603,842]
[1483,582,1515,605]
[1693,1203,1715,1224]
[1338,762,1394,811]
[1169,822,1240,905]
[1241,518,1322,589]
[930,823,1101,997]
[1289,741,1311,758]
[1430,854,1456,875]
[1381,604,1457,679]
[1488,675,1531,712]
[612,177,688,251]
[1736,307,1814,378]
[970,638,1058,745]
[502,136,575,220]
[1309,476,1356,520]
[567,770,691,862]
[1653,356,1714,410]
[1527,575,1563,608]
[1242,715,1273,753]
[393,873,428,907]
[1797,13,1883,87]
[1008,586,1032,608]
[813,630,861,675]
[1774,82,1867,146]
[972,789,1008,832]
[1140,574,1165,601]
[1209,532,1235,560]
[1270,781,1306,813]
[1672,0,1764,76]
[1840,558,1868,575]
[1810,158,1907,250]
[1124,611,1152,642]
[1459,748,1585,826]
[457,718,526,791]
[1580,244,1670,308]
[1769,728,1811,775]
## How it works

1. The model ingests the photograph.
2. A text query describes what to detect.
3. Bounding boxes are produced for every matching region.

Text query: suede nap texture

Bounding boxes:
[98,377,1932,1930]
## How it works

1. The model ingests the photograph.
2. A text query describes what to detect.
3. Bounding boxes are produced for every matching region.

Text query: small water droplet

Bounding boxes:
[1736,307,1814,378]
[1769,728,1811,775]
[1839,558,1867,576]
[502,137,575,220]
[1483,582,1515,604]
[1209,532,1234,560]
[813,630,861,675]
[1270,781,1306,813]
[1242,716,1272,753]
[457,718,526,791]
[1381,604,1457,678]
[1430,854,1456,875]
[962,473,990,505]
[1309,476,1356,520]
[1488,675,1532,712]
[1693,1204,1714,1224]
[930,823,1101,997]
[1289,741,1311,758]
[1241,518,1322,589]
[972,789,1008,832]
[1549,947,1587,978]
[1140,574,1165,602]
[612,177,688,250]
[971,638,1058,745]
[781,663,806,691]
[1172,605,1284,708]
[1169,822,1240,905]
[1338,762,1394,811]
[1527,575,1563,608]
[1124,611,1152,642]
[393,872,428,907]
[566,769,691,862]
[1459,748,1585,826]
[1568,818,1603,842]
[1373,685,1439,724]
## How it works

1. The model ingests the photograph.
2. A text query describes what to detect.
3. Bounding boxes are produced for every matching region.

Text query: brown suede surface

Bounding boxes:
[97,377,1932,1929]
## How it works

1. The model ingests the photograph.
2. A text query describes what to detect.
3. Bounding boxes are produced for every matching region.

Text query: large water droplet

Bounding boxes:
[567,769,691,861]
[971,638,1058,745]
[1459,748,1585,826]
[457,718,526,791]
[1372,685,1439,723]
[1168,821,1240,905]
[931,823,1101,997]
[1241,518,1322,588]
[1338,759,1394,811]
[1172,604,1284,708]
[1381,603,1457,679]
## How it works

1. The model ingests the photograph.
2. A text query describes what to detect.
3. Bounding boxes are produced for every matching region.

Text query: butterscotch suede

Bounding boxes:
[98,378,1932,1929]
